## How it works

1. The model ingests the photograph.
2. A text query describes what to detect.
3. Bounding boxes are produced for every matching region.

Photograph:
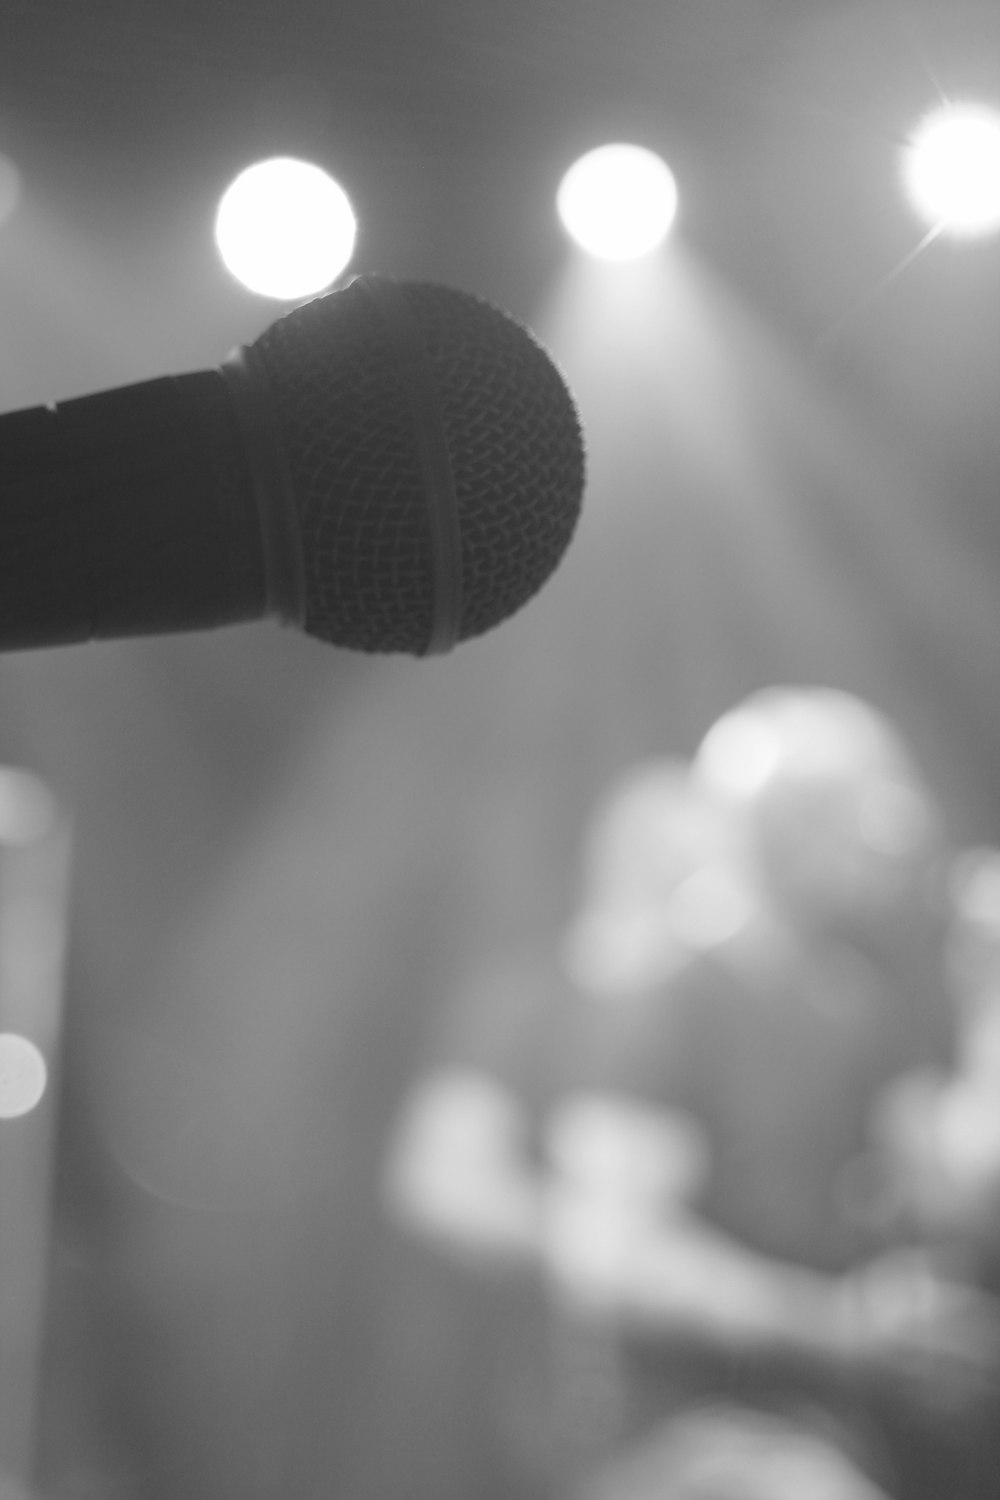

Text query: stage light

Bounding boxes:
[557,143,678,261]
[902,103,1000,237]
[0,1033,47,1119]
[215,156,357,300]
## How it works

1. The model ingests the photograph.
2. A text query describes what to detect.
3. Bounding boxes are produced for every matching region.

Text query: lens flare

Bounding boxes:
[557,144,679,261]
[215,156,357,299]
[903,103,1000,237]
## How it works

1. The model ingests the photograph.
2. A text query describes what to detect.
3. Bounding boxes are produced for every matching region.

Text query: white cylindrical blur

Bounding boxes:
[0,773,71,1493]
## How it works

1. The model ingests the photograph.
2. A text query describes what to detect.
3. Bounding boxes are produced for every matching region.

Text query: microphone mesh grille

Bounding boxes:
[251,278,585,654]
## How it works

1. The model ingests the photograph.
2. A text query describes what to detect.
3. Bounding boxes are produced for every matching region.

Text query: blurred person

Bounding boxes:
[382,691,1000,1498]
[558,689,1000,1500]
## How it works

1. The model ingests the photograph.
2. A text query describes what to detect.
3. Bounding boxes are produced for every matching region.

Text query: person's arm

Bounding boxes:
[542,1092,845,1369]
[542,1092,1000,1424]
[605,1187,1000,1424]
[617,1206,847,1363]
[381,1067,543,1273]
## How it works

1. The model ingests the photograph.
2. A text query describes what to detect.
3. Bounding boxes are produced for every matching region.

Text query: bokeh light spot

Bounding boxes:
[557,143,678,261]
[903,103,1000,237]
[215,156,357,300]
[0,1033,47,1119]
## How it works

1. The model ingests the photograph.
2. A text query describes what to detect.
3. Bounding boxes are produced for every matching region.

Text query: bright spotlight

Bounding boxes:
[215,156,357,300]
[902,103,1000,237]
[557,143,678,261]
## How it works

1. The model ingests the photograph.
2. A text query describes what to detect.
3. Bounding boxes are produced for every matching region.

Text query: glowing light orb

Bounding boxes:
[557,143,678,261]
[903,103,1000,237]
[215,156,357,300]
[0,1033,47,1119]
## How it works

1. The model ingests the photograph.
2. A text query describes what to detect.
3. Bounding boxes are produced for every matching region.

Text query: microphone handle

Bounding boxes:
[0,370,267,651]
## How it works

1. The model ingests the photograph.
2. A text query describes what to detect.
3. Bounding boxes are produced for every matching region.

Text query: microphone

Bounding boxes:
[0,274,585,655]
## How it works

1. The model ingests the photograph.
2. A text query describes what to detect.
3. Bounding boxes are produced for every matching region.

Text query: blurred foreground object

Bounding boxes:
[0,771,71,1497]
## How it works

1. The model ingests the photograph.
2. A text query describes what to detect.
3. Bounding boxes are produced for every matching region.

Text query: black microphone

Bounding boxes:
[0,274,585,655]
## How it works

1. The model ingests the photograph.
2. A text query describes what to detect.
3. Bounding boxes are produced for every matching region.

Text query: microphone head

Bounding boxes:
[245,275,585,655]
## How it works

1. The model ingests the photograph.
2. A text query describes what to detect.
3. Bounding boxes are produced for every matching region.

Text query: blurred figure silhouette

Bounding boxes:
[575,690,1000,1499]
[381,690,1000,1499]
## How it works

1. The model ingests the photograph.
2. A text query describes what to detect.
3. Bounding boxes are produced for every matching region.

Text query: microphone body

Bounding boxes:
[0,276,585,656]
[0,372,264,651]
